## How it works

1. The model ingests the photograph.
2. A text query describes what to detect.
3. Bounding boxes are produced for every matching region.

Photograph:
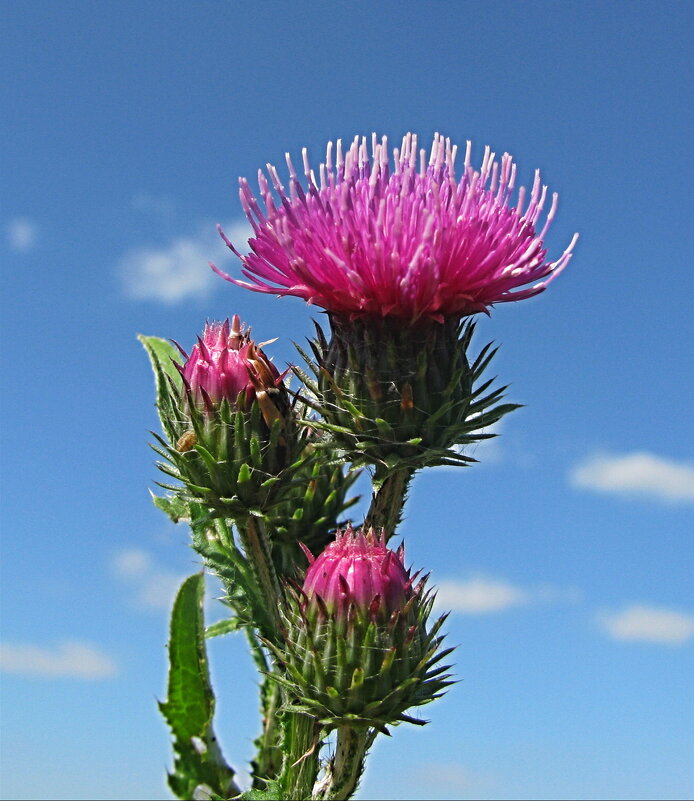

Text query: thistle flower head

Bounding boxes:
[178,316,281,409]
[301,525,412,620]
[271,525,452,729]
[214,132,578,322]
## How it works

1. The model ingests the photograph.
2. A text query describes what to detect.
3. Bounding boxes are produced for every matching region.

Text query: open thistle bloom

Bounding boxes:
[213,132,578,322]
[270,526,453,730]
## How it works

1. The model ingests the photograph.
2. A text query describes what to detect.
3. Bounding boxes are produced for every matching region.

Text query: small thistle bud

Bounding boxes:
[143,321,360,581]
[149,317,293,517]
[271,526,454,731]
[302,527,410,621]
[179,316,281,411]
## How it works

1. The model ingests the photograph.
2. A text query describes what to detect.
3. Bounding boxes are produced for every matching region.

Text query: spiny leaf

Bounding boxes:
[237,779,284,800]
[138,335,183,438]
[150,491,190,523]
[160,573,214,739]
[205,617,244,639]
[159,573,238,800]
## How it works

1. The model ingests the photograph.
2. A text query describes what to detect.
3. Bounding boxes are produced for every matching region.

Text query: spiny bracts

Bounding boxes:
[268,526,454,731]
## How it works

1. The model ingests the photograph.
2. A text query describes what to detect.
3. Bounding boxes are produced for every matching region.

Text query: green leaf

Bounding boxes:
[139,334,183,397]
[159,573,238,800]
[237,780,283,800]
[205,617,244,639]
[160,573,214,740]
[138,334,183,439]
[150,490,190,523]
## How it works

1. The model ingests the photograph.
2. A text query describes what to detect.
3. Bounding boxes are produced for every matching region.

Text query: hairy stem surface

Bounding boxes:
[280,711,322,800]
[251,678,283,788]
[316,726,373,801]
[238,516,282,634]
[365,467,415,538]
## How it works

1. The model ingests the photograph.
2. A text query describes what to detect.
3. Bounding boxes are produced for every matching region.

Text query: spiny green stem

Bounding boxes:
[251,678,283,789]
[238,516,282,634]
[243,626,269,675]
[365,467,415,538]
[280,711,322,800]
[316,726,374,800]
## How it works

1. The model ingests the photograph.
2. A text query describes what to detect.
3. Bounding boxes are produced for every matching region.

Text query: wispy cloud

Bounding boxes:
[410,762,496,794]
[5,217,38,252]
[435,575,580,614]
[111,547,187,610]
[437,576,527,613]
[130,192,176,221]
[598,604,694,645]
[117,219,252,304]
[0,640,118,679]
[570,451,694,503]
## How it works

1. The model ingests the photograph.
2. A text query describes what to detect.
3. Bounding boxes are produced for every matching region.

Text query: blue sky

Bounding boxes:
[1,1,693,799]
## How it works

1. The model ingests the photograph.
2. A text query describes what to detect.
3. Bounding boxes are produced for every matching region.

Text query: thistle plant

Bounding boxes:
[141,131,576,800]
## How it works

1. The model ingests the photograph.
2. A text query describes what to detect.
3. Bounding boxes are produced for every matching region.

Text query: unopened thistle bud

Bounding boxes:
[144,321,359,577]
[302,526,411,620]
[178,316,283,418]
[270,526,454,731]
[151,317,292,516]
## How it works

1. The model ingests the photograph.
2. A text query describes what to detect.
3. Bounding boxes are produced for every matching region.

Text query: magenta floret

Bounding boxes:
[178,315,281,409]
[214,133,578,322]
[302,525,413,619]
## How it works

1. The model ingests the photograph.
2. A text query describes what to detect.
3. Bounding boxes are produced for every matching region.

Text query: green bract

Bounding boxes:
[296,317,520,479]
[268,579,454,732]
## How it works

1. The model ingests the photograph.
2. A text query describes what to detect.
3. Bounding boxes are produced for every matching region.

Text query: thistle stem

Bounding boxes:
[365,467,415,538]
[280,711,322,800]
[316,726,373,800]
[238,516,282,634]
[251,678,283,788]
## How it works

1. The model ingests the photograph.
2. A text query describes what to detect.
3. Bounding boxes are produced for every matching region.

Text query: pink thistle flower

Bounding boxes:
[301,525,413,620]
[213,133,578,322]
[177,315,282,409]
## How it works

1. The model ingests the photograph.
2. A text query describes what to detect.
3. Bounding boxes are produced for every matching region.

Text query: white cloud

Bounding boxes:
[112,547,151,578]
[117,219,252,304]
[111,547,187,610]
[5,217,37,252]
[118,235,216,304]
[598,604,694,645]
[137,570,188,610]
[436,575,581,615]
[0,640,118,679]
[219,219,255,257]
[411,762,495,793]
[570,451,694,503]
[436,576,528,613]
[469,419,504,464]
[429,764,473,789]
